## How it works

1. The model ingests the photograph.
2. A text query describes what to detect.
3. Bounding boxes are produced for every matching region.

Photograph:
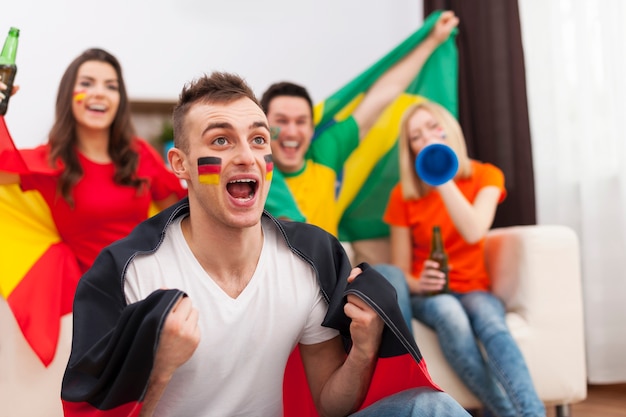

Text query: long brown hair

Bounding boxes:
[48,48,141,205]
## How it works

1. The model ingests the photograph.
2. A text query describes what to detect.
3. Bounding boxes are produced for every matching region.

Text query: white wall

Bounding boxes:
[3,0,422,148]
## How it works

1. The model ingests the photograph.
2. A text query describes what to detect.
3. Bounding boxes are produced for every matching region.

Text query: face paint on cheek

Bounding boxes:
[73,90,86,104]
[437,127,447,139]
[264,154,274,181]
[198,156,222,185]
[270,127,280,140]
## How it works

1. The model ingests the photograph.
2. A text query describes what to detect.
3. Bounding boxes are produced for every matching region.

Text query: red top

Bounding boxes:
[384,160,506,293]
[20,139,186,272]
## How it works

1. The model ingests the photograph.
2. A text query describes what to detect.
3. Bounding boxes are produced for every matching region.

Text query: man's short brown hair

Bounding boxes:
[172,72,261,152]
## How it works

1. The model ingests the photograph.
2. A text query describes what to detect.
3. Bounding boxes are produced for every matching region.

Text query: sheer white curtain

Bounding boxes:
[519,0,626,383]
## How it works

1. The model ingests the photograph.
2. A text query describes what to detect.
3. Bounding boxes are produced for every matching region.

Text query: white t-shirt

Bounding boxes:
[125,216,339,417]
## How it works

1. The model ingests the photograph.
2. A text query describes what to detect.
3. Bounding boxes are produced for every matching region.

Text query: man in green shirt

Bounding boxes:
[261,11,458,264]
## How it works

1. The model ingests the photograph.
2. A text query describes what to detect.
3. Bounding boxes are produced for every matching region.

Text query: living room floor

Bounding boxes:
[546,384,626,417]
[468,384,626,417]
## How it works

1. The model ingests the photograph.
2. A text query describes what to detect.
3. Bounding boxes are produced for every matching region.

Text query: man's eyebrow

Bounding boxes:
[272,111,310,120]
[250,120,270,131]
[201,120,269,136]
[202,122,233,137]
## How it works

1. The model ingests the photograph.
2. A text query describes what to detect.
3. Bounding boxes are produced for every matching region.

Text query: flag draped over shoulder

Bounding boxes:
[0,117,164,367]
[266,10,458,240]
[0,116,81,366]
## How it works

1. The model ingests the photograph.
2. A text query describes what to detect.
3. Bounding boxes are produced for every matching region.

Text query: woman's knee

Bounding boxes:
[461,291,505,317]
[460,292,509,334]
[412,295,471,330]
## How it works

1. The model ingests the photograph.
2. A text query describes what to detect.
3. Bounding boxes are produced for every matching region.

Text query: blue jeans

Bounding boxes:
[350,388,470,417]
[411,291,545,417]
[372,264,414,335]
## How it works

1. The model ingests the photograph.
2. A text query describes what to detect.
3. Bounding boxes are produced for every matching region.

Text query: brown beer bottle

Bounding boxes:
[0,27,20,116]
[428,225,449,295]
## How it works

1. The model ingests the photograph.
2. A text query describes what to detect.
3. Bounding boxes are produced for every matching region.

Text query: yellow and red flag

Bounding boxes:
[0,115,81,366]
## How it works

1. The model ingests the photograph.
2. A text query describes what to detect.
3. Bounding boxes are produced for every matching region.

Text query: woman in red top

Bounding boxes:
[383,101,544,417]
[0,48,186,272]
[0,48,186,374]
[0,48,186,416]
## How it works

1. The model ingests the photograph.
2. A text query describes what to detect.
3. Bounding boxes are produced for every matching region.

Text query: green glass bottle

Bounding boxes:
[0,26,20,116]
[428,225,449,295]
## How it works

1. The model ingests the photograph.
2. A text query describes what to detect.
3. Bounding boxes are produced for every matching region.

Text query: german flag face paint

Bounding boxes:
[198,156,221,185]
[73,90,86,104]
[264,154,274,181]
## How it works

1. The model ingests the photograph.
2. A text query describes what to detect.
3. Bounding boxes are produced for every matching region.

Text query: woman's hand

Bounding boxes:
[410,259,447,295]
[0,81,19,101]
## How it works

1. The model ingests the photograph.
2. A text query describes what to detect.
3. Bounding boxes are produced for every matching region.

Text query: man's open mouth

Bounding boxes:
[226,178,258,200]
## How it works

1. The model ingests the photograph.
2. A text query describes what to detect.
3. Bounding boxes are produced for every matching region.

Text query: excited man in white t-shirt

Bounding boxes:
[61,71,469,417]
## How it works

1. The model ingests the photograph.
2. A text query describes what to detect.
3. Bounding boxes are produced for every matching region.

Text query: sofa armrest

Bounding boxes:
[484,225,587,403]
[485,225,581,321]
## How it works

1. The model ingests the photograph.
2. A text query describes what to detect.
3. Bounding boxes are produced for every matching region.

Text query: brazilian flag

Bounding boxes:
[265,10,458,241]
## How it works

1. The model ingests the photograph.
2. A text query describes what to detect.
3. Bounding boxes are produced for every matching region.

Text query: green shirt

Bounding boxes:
[264,116,359,236]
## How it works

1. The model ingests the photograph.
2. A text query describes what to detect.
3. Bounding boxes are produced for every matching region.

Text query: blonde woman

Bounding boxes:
[383,101,544,417]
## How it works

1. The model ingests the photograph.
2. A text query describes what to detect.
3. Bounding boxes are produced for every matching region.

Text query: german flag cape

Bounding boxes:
[0,115,81,367]
[265,10,458,241]
[61,201,439,416]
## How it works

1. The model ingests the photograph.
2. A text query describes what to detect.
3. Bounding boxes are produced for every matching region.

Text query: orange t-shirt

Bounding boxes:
[383,160,506,293]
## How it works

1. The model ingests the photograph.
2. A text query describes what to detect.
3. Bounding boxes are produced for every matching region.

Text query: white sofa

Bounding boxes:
[0,300,71,417]
[412,225,588,414]
[1,225,587,417]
